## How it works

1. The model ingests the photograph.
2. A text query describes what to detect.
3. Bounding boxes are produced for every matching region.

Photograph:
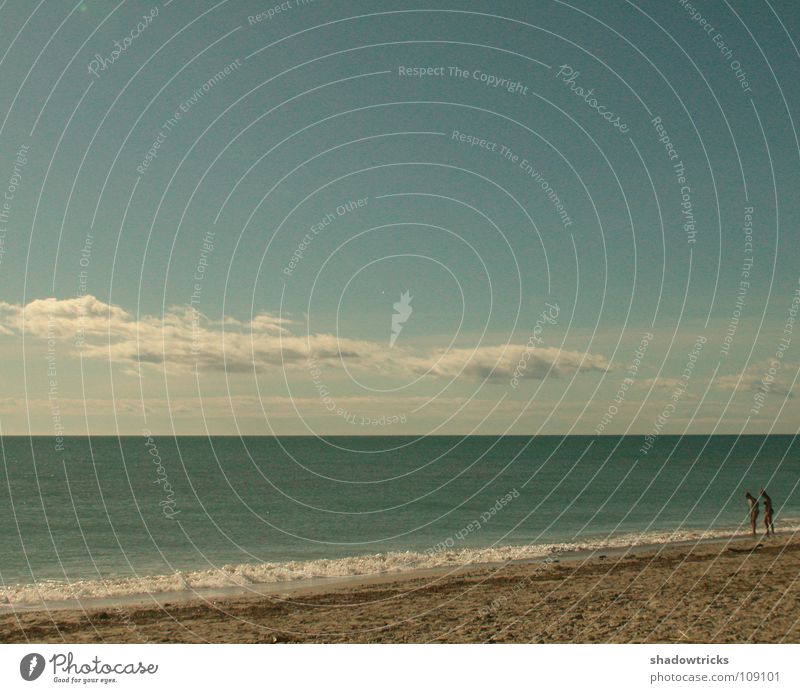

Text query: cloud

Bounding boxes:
[714,361,796,397]
[403,344,610,380]
[0,295,609,384]
[639,376,684,391]
[0,295,379,373]
[0,397,152,415]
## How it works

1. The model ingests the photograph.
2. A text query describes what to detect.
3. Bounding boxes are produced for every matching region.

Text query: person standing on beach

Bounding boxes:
[745,492,759,537]
[760,488,775,536]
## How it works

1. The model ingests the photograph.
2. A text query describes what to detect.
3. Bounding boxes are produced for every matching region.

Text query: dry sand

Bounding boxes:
[2,534,798,643]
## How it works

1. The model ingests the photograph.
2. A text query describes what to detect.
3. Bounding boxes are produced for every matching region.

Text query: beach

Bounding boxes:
[2,534,798,643]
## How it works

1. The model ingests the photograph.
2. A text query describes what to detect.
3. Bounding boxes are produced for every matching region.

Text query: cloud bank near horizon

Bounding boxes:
[0,294,611,384]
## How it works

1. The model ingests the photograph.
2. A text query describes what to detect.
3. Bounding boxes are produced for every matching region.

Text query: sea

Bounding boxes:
[1,434,798,604]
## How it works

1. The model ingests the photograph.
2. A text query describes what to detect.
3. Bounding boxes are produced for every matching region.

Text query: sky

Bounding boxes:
[0,0,798,435]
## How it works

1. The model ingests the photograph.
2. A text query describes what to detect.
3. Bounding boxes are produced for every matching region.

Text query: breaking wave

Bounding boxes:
[2,522,796,606]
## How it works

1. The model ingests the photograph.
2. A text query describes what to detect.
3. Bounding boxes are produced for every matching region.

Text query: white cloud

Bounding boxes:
[0,294,610,383]
[403,344,609,380]
[714,361,796,397]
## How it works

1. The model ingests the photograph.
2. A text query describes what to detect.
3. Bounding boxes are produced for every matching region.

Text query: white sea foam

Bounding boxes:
[2,522,797,605]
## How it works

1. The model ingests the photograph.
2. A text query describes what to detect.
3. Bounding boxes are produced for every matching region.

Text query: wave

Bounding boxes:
[3,522,797,605]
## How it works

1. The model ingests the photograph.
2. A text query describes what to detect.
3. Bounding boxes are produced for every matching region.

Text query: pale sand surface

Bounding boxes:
[1,534,798,643]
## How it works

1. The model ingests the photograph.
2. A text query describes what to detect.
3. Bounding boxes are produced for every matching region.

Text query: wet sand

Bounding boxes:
[2,534,798,643]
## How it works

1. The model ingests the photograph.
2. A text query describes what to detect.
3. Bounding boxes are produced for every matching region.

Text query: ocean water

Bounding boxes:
[1,435,798,603]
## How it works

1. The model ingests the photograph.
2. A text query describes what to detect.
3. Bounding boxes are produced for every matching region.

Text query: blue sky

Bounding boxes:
[0,0,798,435]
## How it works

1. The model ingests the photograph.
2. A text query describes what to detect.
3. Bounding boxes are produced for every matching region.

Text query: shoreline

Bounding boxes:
[2,531,798,642]
[0,529,800,642]
[1,525,785,612]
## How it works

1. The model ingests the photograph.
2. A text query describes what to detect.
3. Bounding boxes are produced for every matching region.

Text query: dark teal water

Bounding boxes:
[1,435,798,587]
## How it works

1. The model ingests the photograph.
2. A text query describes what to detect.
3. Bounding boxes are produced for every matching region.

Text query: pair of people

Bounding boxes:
[745,489,775,537]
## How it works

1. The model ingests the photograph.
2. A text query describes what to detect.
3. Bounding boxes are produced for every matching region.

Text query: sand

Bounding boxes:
[2,534,798,643]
